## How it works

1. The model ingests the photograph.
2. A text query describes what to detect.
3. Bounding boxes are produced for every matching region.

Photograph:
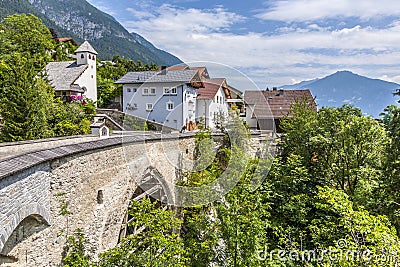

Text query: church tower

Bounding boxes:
[74,41,98,102]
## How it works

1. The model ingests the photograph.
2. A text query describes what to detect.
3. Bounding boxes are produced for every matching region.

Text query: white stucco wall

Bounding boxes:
[196,87,229,129]
[245,104,258,129]
[122,82,197,130]
[75,52,97,102]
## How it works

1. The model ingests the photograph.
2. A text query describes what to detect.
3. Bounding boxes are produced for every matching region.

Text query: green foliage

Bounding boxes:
[379,105,400,229]
[62,229,92,267]
[217,159,272,267]
[99,198,187,267]
[0,14,55,68]
[281,103,387,203]
[311,186,400,267]
[0,55,55,141]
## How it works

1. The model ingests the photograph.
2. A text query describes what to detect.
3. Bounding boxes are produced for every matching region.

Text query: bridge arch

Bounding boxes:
[0,203,50,255]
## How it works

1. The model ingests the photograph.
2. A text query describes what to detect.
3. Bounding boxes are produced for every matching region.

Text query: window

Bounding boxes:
[127,88,132,93]
[166,102,174,111]
[164,87,177,95]
[133,88,137,93]
[81,54,84,58]
[127,103,137,110]
[143,88,149,95]
[146,103,153,111]
[89,55,92,60]
[150,88,156,95]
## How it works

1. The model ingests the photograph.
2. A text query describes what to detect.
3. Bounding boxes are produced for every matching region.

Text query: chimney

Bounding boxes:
[279,88,284,96]
[272,87,277,91]
[160,66,167,75]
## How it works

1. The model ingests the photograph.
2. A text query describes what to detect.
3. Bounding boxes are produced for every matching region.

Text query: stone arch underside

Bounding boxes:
[117,165,173,241]
[0,203,50,255]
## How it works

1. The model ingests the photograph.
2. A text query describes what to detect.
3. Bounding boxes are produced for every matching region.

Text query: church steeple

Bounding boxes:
[75,41,98,66]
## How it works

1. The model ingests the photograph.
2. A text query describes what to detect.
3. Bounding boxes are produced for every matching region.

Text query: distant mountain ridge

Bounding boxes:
[0,0,182,66]
[281,70,400,117]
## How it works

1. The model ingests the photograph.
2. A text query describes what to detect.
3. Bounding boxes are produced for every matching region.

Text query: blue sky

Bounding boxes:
[86,0,400,88]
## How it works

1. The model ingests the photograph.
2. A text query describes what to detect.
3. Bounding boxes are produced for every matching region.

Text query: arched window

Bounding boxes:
[81,54,84,59]
[89,54,92,60]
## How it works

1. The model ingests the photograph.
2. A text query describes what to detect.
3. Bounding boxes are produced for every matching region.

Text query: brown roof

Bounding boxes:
[55,37,78,46]
[189,67,210,79]
[167,65,189,71]
[197,78,227,100]
[244,89,316,118]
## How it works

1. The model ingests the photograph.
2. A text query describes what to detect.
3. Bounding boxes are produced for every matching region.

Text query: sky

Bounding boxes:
[86,0,400,89]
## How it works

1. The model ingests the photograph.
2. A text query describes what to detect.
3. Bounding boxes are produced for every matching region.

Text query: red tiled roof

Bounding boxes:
[244,89,316,118]
[197,78,226,100]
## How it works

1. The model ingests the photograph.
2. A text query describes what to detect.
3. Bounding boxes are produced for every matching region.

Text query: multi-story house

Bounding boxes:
[115,68,203,130]
[196,78,232,129]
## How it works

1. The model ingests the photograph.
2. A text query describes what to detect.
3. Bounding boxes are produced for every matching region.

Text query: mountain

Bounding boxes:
[130,32,182,67]
[281,70,400,117]
[0,0,182,66]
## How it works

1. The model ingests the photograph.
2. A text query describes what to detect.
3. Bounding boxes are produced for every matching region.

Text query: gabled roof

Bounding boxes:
[115,70,202,85]
[197,78,226,100]
[74,41,98,55]
[244,89,316,118]
[45,61,88,91]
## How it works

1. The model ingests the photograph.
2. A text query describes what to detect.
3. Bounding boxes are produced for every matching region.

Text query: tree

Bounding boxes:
[216,159,272,267]
[0,54,55,141]
[0,14,55,69]
[378,105,400,230]
[281,103,387,204]
[99,198,187,267]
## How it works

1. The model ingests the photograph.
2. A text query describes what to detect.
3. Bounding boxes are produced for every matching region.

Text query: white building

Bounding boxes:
[115,68,203,130]
[45,41,98,102]
[196,78,231,129]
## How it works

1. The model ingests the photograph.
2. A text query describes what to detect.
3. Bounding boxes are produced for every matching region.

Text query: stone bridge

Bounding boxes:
[0,132,266,266]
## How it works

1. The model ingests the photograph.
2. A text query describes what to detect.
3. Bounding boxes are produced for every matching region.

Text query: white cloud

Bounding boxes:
[256,0,400,22]
[119,4,400,86]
